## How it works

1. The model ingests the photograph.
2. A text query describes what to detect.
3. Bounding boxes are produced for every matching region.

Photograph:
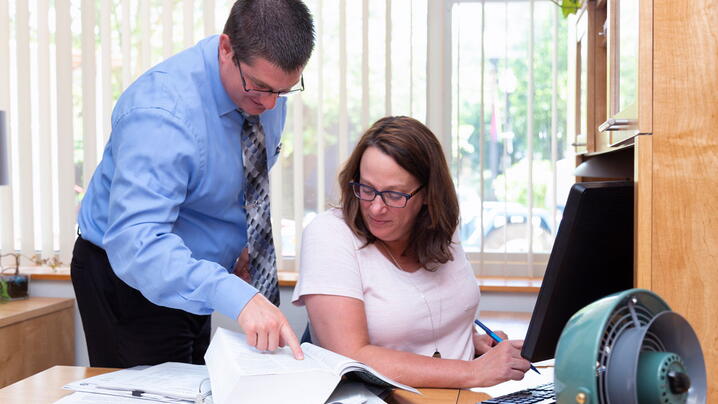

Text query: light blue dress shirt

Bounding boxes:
[78,35,286,321]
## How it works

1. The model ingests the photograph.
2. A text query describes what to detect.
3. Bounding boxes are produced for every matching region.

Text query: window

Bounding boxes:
[272,0,427,269]
[449,0,571,277]
[1,0,233,265]
[0,0,428,270]
[1,0,569,278]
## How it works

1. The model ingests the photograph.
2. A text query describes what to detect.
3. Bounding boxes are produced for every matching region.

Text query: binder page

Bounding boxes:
[302,344,419,394]
[103,362,209,399]
[64,367,146,398]
[301,342,356,374]
[211,327,329,376]
[64,363,208,402]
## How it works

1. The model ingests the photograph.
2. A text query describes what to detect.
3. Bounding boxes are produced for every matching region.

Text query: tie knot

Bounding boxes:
[237,109,259,125]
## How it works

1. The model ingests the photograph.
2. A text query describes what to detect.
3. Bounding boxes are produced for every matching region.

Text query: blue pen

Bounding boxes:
[474,319,541,375]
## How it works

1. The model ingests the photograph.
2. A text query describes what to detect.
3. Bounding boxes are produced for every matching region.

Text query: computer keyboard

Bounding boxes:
[480,382,556,404]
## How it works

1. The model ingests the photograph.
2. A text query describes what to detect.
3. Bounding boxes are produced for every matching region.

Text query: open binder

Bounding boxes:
[204,327,419,404]
[60,328,419,404]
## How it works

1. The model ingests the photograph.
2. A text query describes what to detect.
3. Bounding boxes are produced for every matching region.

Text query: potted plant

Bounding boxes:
[0,254,29,302]
[0,277,10,301]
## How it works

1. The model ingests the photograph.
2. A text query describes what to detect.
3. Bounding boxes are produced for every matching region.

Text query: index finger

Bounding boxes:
[281,323,304,360]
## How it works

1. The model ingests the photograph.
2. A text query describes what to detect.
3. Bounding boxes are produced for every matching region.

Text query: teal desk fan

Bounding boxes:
[554,289,706,404]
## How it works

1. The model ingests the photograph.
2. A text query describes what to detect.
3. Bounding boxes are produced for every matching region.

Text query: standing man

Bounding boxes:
[71,0,314,367]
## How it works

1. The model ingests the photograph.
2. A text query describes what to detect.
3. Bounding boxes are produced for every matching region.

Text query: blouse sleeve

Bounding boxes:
[292,211,365,305]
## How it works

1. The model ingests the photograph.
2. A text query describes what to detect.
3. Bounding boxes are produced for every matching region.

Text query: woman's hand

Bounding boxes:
[468,339,531,387]
[473,329,508,356]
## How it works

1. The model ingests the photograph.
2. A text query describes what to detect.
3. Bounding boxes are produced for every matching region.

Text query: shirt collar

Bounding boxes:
[203,35,239,117]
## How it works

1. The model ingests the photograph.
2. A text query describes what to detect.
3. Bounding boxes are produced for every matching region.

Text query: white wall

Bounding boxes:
[29,279,537,366]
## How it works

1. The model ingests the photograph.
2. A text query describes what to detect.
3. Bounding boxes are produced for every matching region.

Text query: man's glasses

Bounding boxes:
[237,62,304,97]
[350,182,423,208]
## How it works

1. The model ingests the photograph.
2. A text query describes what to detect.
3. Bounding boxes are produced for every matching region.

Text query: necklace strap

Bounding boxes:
[379,241,442,358]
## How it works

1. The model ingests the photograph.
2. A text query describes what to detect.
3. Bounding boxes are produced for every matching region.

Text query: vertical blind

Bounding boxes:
[0,0,428,270]
[1,0,567,276]
[449,0,570,277]
[270,0,428,267]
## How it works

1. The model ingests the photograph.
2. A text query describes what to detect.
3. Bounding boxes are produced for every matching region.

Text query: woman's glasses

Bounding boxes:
[350,182,423,208]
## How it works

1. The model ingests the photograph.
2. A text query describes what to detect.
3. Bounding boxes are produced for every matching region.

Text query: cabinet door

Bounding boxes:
[602,0,639,146]
[574,10,589,154]
[573,2,608,154]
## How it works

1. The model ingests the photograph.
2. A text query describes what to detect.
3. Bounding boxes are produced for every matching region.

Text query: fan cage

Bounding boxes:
[595,297,666,404]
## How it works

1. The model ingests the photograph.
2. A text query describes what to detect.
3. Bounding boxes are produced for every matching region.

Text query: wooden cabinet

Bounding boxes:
[0,297,75,388]
[575,0,650,156]
[634,0,718,400]
[573,0,718,400]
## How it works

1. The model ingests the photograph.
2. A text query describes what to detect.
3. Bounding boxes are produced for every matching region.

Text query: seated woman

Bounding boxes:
[292,116,531,388]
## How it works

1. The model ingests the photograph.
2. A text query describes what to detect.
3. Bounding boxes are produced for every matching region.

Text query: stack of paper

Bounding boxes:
[58,362,210,403]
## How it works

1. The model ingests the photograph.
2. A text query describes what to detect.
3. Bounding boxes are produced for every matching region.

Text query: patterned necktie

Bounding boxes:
[239,111,280,306]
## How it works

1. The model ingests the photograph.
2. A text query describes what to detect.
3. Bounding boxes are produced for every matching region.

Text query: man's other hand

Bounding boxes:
[237,293,304,360]
[233,248,251,282]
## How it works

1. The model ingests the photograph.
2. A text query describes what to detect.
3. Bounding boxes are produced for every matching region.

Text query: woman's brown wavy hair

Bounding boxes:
[338,116,460,271]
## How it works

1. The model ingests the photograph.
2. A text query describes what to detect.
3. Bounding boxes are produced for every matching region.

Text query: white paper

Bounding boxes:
[100,363,208,399]
[211,327,327,375]
[65,366,145,391]
[205,328,338,404]
[64,363,209,403]
[302,343,355,373]
[204,327,419,404]
[54,392,158,404]
[470,367,554,398]
[54,392,213,404]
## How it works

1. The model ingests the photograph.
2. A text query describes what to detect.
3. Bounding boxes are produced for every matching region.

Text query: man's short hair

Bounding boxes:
[223,0,315,72]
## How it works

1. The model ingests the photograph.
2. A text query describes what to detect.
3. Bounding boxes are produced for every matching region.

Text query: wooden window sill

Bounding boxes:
[19,267,541,293]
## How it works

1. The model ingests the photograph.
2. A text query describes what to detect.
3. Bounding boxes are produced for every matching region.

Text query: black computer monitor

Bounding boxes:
[521,181,634,362]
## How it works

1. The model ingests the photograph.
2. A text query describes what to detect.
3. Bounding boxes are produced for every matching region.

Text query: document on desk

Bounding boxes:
[55,392,165,404]
[205,327,419,404]
[62,362,210,403]
[470,366,554,397]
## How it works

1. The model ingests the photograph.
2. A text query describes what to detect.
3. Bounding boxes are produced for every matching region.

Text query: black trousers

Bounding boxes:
[71,236,210,368]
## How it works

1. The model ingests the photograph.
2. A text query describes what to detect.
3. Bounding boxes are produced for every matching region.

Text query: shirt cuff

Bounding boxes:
[211,275,259,321]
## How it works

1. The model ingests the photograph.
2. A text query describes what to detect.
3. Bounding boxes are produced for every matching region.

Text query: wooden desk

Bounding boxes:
[390,387,489,404]
[0,366,492,404]
[0,297,75,388]
[0,311,531,402]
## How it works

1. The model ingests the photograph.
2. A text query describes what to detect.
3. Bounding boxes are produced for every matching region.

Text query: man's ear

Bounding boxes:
[218,34,234,65]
